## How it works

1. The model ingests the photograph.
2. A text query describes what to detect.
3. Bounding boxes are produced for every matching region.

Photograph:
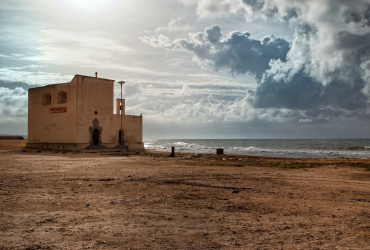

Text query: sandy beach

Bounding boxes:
[1,140,370,249]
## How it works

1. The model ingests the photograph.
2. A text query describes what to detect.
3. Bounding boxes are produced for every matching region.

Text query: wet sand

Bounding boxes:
[1,140,370,249]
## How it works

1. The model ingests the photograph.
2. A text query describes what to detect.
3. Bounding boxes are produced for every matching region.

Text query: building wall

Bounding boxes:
[114,99,144,150]
[75,75,116,146]
[27,75,144,151]
[124,115,144,151]
[28,79,78,144]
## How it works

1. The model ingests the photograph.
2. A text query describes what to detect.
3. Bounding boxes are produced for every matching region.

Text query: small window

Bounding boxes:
[42,93,51,105]
[57,91,67,104]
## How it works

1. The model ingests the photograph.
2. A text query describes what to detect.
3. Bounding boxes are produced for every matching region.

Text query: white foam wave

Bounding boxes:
[173,141,188,146]
[143,139,370,159]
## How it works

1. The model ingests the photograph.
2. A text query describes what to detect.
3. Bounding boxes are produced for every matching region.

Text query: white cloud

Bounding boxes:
[174,85,193,96]
[38,29,134,54]
[299,119,313,123]
[22,30,173,78]
[0,87,28,117]
[122,82,144,97]
[27,30,133,65]
[155,17,193,33]
[127,89,301,124]
[0,67,73,86]
[0,53,10,58]
[179,0,242,18]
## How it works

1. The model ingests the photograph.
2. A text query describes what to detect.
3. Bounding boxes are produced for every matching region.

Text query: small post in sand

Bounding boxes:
[170,147,175,157]
[216,148,224,155]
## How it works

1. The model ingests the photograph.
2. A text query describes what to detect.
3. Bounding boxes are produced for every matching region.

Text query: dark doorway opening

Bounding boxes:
[119,130,124,145]
[93,129,99,145]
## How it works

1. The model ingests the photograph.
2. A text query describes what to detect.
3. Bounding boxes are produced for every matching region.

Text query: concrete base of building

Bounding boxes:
[26,142,144,152]
[79,149,121,153]
[128,142,145,152]
[26,143,82,150]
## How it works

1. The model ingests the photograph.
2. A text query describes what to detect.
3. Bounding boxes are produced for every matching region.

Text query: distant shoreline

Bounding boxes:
[1,139,369,160]
[0,135,24,140]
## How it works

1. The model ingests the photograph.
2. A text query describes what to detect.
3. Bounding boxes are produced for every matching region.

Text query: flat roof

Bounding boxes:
[74,74,115,81]
[28,74,116,89]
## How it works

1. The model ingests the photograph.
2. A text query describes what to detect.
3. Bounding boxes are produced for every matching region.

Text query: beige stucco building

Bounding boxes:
[27,74,144,151]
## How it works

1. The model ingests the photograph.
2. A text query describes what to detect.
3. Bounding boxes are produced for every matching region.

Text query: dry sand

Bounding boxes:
[1,140,370,249]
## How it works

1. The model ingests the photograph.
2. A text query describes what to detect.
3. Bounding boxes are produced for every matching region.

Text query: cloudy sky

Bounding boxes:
[1,0,370,139]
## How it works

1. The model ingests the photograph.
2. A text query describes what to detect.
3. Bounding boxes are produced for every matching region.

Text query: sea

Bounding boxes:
[144,139,370,159]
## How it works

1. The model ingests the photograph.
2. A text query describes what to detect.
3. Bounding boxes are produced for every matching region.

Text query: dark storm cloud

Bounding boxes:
[322,71,368,110]
[221,32,289,80]
[253,73,323,110]
[205,25,222,43]
[142,25,290,81]
[253,70,368,112]
[343,4,370,26]
[335,31,370,51]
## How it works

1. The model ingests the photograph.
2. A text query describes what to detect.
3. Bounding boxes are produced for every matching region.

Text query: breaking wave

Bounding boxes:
[144,139,370,159]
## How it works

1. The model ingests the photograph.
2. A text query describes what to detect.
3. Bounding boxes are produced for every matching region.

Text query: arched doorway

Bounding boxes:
[89,118,103,149]
[93,129,100,145]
